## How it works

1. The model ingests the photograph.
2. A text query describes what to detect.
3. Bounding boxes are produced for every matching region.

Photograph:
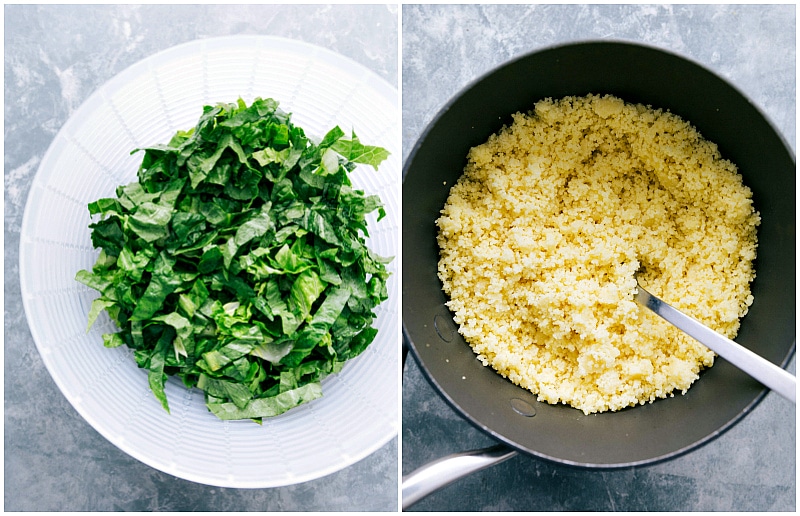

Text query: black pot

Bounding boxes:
[401,41,795,506]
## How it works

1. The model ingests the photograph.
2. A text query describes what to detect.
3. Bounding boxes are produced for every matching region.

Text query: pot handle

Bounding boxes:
[401,444,518,509]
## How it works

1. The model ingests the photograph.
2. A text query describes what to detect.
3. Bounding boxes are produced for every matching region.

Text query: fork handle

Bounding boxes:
[635,286,796,404]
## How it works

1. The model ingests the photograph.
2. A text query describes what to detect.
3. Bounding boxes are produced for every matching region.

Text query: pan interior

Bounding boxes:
[402,41,795,467]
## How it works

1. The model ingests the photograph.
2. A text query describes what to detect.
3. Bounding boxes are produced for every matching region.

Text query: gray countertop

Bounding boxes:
[4,4,398,511]
[401,4,795,512]
[5,3,796,513]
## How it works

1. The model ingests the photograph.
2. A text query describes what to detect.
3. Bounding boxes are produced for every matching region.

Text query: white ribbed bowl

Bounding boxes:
[19,36,400,488]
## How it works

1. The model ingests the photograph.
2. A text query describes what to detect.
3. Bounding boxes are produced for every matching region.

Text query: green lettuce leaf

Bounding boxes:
[75,97,392,422]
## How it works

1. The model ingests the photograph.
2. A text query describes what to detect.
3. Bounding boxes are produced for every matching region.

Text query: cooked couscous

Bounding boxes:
[436,94,759,414]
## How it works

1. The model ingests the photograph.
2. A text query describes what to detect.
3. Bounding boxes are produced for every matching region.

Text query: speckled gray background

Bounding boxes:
[5,4,398,511]
[402,4,795,512]
[5,3,797,513]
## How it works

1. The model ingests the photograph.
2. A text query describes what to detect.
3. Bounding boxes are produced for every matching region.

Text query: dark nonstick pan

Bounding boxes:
[401,41,795,507]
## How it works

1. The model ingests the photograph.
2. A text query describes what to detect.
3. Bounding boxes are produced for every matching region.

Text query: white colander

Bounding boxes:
[19,35,400,488]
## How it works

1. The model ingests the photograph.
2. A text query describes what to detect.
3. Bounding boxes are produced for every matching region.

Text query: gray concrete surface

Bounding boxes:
[5,3,796,512]
[401,4,795,512]
[4,4,398,511]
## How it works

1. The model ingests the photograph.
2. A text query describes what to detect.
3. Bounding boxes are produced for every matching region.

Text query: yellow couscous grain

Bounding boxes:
[436,94,759,414]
